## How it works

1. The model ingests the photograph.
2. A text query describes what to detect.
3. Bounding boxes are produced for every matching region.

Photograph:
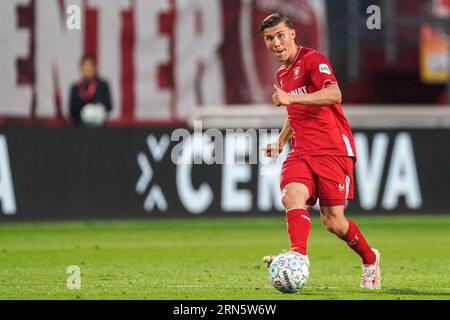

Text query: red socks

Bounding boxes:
[286,211,375,265]
[340,219,376,265]
[286,209,311,255]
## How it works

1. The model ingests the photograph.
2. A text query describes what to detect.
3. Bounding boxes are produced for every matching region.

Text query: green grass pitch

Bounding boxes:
[0,215,449,300]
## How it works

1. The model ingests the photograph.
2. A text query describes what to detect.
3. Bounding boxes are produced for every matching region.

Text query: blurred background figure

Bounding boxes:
[69,54,112,127]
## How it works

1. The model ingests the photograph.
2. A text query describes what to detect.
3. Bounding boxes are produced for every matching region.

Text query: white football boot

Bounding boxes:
[360,248,381,289]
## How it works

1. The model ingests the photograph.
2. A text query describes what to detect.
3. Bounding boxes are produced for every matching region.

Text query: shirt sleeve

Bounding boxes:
[307,53,338,90]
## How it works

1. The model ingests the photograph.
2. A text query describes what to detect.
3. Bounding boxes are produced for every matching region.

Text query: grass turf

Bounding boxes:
[0,215,449,300]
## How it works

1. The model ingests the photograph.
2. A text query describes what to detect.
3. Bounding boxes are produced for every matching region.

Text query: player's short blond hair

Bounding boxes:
[258,13,294,34]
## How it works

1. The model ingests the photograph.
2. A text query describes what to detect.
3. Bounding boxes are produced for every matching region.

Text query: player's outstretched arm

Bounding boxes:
[273,83,342,107]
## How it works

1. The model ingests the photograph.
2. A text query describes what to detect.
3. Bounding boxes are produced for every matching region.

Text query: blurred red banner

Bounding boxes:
[0,0,327,125]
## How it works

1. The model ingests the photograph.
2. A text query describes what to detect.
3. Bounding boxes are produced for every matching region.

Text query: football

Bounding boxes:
[268,252,309,293]
[80,103,107,127]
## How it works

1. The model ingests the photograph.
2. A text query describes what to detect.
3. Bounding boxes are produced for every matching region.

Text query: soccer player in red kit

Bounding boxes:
[260,13,381,289]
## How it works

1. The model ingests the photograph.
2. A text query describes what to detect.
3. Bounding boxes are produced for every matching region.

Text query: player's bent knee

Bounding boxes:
[281,184,309,210]
[323,221,340,234]
[281,191,307,210]
[281,193,294,209]
[321,214,346,235]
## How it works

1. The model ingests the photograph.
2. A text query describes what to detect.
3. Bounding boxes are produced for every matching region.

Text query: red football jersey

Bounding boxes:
[276,46,356,160]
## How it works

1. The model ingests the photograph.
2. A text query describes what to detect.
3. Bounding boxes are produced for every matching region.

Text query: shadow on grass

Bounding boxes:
[286,287,450,299]
[327,287,449,298]
[382,288,450,297]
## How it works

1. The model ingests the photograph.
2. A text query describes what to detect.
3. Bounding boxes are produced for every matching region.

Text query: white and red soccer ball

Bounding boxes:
[268,252,309,293]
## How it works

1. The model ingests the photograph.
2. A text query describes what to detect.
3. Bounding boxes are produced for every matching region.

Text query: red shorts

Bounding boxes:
[280,153,355,207]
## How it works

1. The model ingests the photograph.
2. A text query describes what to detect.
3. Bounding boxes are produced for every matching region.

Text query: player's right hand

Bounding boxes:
[272,85,291,107]
[262,142,284,158]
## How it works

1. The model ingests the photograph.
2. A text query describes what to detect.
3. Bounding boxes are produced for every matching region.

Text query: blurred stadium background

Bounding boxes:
[0,0,449,300]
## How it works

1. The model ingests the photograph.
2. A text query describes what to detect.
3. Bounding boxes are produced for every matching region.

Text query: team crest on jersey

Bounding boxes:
[294,67,300,80]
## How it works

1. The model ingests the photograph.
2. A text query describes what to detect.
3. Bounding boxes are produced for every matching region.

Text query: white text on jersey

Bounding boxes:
[289,86,307,96]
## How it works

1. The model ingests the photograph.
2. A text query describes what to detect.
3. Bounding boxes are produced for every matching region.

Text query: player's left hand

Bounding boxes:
[272,85,292,107]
